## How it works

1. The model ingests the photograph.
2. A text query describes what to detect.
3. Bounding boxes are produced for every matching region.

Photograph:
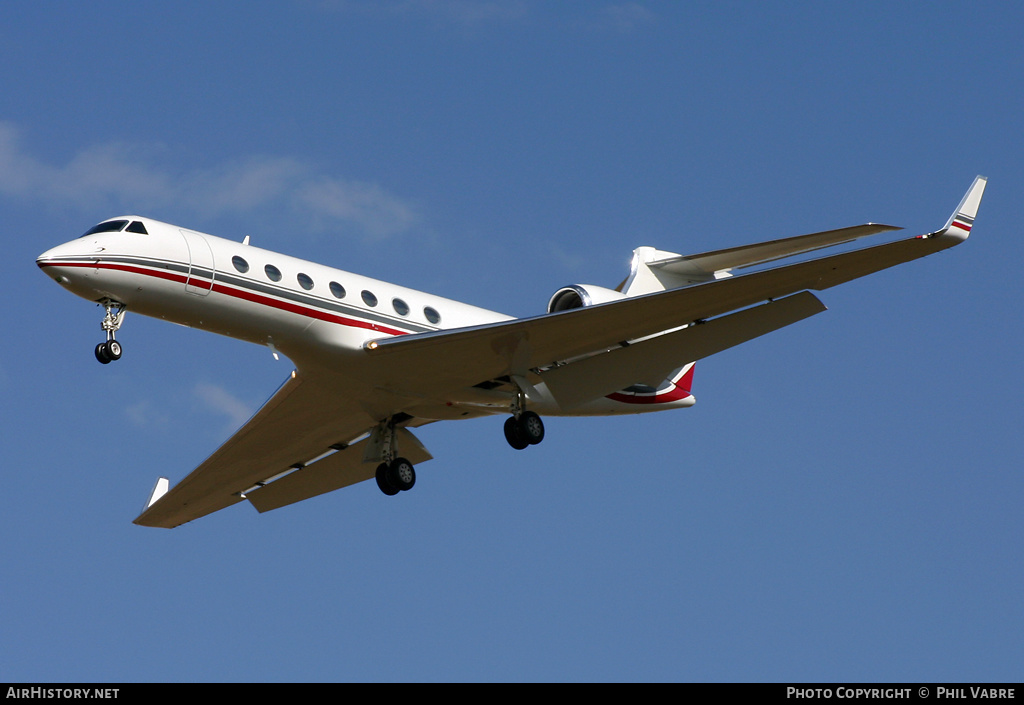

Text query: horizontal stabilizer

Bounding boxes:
[647,223,901,280]
[542,292,827,409]
[245,428,432,514]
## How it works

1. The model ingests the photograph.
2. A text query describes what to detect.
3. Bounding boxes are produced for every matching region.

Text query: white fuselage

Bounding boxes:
[37,216,695,418]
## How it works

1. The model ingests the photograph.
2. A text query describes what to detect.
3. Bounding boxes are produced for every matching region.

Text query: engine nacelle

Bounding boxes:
[547,284,628,313]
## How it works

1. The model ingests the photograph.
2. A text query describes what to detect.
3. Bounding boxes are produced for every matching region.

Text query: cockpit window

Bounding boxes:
[126,221,149,234]
[81,220,128,237]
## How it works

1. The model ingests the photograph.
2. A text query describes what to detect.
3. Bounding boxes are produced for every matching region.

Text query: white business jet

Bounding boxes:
[37,177,987,528]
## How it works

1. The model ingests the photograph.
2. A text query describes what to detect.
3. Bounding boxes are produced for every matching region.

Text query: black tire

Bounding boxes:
[95,343,111,364]
[375,462,399,496]
[504,416,529,450]
[518,411,545,445]
[104,340,122,361]
[386,457,416,491]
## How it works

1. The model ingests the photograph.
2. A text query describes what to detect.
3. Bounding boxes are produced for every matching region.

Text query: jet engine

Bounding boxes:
[547,284,628,313]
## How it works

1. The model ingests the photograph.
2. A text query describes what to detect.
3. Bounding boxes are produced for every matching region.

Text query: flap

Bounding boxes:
[245,428,433,514]
[541,292,827,409]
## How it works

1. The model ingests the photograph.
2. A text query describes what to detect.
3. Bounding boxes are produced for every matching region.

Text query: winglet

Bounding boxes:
[937,175,987,241]
[143,477,170,510]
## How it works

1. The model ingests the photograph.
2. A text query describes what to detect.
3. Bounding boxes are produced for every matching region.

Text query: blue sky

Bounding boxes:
[3,1,1022,682]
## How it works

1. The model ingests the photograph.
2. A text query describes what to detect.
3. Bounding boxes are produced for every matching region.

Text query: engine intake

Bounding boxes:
[547,284,627,313]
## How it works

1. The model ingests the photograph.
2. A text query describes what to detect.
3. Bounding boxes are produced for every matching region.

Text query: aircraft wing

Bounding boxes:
[133,369,409,528]
[361,176,986,403]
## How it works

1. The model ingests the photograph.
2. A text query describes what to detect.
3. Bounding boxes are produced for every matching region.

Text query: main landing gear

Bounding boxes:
[504,411,545,449]
[375,457,416,496]
[372,418,418,496]
[503,382,545,450]
[94,301,126,365]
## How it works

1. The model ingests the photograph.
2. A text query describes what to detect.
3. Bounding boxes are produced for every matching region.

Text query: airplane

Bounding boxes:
[36,176,987,528]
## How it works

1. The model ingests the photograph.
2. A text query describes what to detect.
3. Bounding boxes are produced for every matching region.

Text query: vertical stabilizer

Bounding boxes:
[622,246,708,296]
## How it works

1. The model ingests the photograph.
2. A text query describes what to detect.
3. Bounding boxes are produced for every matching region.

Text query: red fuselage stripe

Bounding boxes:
[39,261,412,337]
[605,387,693,404]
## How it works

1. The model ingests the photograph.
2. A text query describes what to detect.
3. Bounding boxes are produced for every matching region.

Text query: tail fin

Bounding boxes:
[621,246,697,295]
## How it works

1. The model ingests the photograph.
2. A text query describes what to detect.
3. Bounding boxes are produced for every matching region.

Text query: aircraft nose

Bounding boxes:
[36,240,88,285]
[37,238,88,267]
[38,242,67,266]
[36,246,59,268]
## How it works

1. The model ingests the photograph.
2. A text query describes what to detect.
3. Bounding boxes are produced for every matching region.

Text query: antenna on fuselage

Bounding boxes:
[242,235,251,245]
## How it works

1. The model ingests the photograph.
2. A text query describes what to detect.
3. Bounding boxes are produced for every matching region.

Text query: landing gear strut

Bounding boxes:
[95,301,126,364]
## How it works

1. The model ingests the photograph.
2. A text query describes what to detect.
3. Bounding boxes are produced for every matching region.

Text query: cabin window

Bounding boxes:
[81,220,128,237]
[126,221,149,234]
[232,256,250,273]
[392,298,410,316]
[297,273,314,291]
[329,281,346,299]
[361,290,378,307]
[424,306,441,324]
[265,264,282,282]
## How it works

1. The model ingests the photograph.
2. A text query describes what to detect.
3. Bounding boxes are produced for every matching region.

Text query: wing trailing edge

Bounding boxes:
[541,292,827,409]
[244,427,433,514]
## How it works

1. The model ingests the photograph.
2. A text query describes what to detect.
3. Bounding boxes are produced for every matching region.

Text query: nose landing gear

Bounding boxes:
[95,340,122,364]
[94,301,126,364]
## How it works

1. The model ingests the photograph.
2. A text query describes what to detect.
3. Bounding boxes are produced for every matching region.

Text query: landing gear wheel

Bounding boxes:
[386,457,416,492]
[504,416,529,450]
[95,340,122,364]
[104,340,122,361]
[375,463,400,496]
[518,411,545,446]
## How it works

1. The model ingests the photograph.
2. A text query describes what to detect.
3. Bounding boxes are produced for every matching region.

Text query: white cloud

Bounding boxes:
[124,399,171,430]
[319,0,529,26]
[179,156,308,216]
[297,176,421,240]
[0,121,420,239]
[598,3,656,32]
[193,383,255,430]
